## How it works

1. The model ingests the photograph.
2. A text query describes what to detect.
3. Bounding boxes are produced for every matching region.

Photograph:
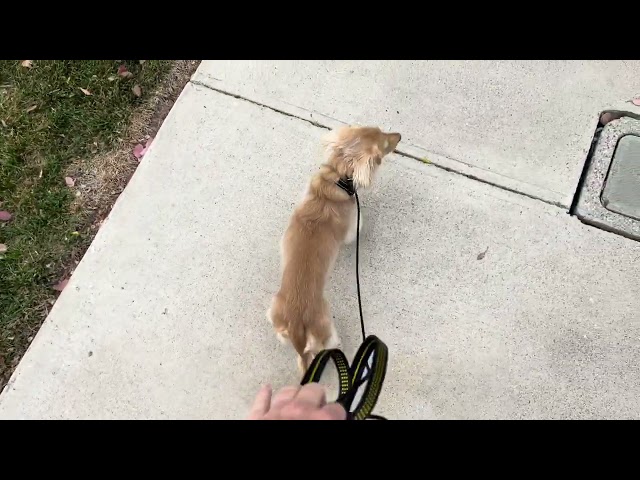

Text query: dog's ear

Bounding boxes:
[352,146,382,188]
[322,126,354,159]
[323,126,364,180]
[384,133,401,154]
[353,132,401,186]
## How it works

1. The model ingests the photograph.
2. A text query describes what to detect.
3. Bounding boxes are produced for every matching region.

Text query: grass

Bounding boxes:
[0,60,173,385]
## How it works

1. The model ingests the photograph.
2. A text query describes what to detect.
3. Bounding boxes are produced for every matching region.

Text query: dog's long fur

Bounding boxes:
[267,126,401,375]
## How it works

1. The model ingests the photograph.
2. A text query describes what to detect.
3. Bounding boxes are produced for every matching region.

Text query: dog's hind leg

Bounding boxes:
[315,299,341,350]
[267,295,289,344]
[324,322,341,350]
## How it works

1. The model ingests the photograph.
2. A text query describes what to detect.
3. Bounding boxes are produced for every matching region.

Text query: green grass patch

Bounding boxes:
[0,60,172,383]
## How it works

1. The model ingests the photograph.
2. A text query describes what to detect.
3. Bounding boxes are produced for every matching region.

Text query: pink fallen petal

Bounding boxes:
[136,137,154,158]
[0,243,7,253]
[133,143,145,159]
[0,211,12,221]
[117,65,134,79]
[53,278,69,292]
[632,97,640,107]
[65,176,75,187]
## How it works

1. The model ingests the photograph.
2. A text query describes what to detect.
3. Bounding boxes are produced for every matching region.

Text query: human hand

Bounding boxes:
[247,383,347,420]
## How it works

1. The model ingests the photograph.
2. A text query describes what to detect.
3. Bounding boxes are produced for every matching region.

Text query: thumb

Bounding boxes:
[247,384,272,419]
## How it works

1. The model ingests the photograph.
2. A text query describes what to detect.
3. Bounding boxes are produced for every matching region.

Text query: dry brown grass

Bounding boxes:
[69,60,200,224]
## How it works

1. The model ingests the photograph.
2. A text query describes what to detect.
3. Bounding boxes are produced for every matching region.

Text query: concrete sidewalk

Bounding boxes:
[1,62,639,419]
[193,61,640,207]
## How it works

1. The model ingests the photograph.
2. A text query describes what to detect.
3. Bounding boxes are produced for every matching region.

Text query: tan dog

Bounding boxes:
[267,126,401,375]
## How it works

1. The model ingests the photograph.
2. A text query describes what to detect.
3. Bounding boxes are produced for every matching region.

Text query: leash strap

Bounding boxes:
[300,335,388,420]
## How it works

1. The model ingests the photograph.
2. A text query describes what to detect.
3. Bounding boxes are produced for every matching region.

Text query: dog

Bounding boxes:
[267,125,401,376]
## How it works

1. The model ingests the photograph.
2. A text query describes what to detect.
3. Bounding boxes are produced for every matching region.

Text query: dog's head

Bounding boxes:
[323,126,401,189]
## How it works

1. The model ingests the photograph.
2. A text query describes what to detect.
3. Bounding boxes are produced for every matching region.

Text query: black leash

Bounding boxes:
[300,178,388,420]
[355,190,366,342]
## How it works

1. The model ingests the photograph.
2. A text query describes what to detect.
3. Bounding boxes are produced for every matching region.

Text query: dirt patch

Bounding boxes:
[70,60,200,225]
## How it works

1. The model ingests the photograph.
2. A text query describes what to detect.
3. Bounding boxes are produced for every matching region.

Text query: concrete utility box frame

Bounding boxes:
[601,134,640,221]
[575,117,640,241]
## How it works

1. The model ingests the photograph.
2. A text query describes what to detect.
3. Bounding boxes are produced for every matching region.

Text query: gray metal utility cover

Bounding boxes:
[602,135,640,221]
[574,116,640,241]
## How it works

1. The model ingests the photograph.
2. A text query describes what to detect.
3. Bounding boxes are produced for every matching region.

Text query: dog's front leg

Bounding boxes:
[344,203,361,245]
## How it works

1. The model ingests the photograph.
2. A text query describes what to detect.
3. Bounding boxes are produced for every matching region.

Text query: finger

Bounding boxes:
[317,402,347,420]
[270,385,300,409]
[294,383,327,408]
[247,384,272,419]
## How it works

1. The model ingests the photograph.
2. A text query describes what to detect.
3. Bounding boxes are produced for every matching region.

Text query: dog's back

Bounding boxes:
[268,200,345,373]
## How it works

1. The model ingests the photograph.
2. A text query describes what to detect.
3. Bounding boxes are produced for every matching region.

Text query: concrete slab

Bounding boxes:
[193,60,640,208]
[2,82,640,420]
[602,134,640,221]
[575,117,640,241]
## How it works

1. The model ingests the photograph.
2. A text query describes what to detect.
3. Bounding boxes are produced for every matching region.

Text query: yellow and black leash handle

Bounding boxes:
[300,185,389,420]
[300,334,388,420]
